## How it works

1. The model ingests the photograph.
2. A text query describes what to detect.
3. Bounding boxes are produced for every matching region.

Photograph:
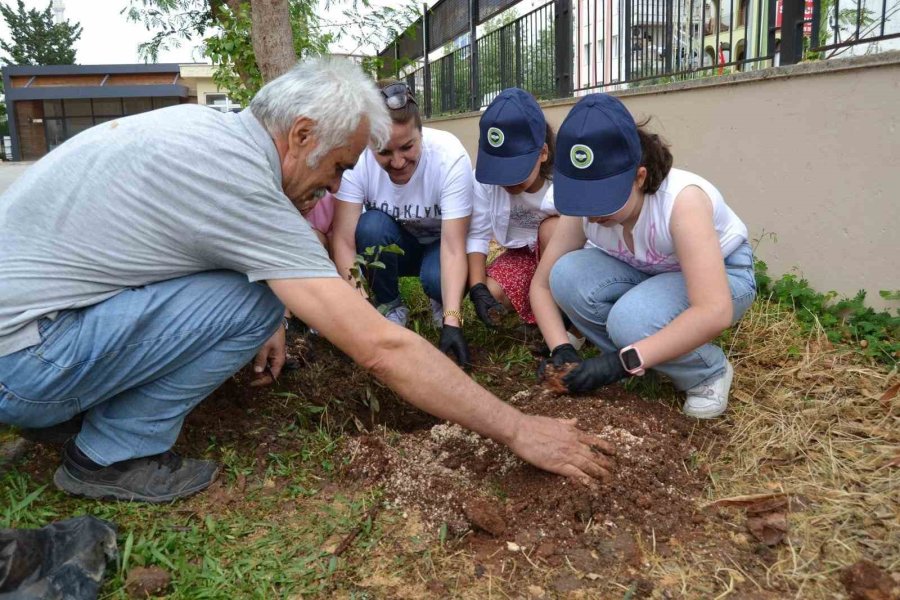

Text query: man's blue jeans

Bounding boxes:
[355,209,442,305]
[549,242,757,390]
[0,271,283,466]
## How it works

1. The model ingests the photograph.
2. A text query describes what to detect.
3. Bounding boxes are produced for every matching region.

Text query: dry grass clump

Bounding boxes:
[659,297,899,598]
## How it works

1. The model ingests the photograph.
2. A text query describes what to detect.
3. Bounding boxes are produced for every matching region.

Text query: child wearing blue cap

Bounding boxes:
[467,88,559,328]
[530,93,756,418]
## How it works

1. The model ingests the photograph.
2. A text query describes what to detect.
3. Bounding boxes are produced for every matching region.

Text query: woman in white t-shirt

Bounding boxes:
[531,93,756,418]
[332,81,474,367]
[467,88,559,328]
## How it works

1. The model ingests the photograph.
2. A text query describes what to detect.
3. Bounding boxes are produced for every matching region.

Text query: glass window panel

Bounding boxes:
[64,117,94,138]
[45,119,65,151]
[43,100,63,118]
[123,97,153,115]
[152,97,179,109]
[92,98,123,116]
[93,116,117,125]
[63,99,92,117]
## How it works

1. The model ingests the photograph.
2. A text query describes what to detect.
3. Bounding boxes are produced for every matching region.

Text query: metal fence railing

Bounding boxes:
[378,0,899,117]
[809,0,900,56]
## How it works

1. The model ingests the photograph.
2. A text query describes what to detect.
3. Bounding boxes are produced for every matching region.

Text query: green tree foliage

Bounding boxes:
[124,0,419,106]
[0,0,83,65]
[203,2,331,105]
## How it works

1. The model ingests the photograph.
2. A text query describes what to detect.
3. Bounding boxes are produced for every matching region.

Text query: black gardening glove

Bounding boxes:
[439,325,471,369]
[562,352,628,394]
[468,283,507,328]
[537,343,583,380]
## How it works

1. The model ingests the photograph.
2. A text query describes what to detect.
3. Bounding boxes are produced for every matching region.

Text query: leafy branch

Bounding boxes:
[348,244,405,302]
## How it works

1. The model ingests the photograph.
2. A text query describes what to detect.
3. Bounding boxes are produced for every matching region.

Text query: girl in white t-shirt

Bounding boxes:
[467,88,559,328]
[531,93,756,418]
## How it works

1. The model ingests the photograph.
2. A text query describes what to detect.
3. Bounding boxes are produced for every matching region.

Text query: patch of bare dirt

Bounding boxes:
[341,385,712,569]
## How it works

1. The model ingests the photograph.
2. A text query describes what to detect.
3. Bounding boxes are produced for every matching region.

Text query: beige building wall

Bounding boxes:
[429,52,900,311]
[178,64,223,105]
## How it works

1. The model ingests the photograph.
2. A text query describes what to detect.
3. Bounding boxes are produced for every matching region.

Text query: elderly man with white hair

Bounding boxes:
[0,57,614,504]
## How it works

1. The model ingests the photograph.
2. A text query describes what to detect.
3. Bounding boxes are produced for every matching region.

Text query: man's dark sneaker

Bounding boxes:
[53,442,219,503]
[21,413,85,444]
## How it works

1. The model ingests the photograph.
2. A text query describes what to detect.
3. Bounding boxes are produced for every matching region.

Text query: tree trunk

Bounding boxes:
[249,0,297,82]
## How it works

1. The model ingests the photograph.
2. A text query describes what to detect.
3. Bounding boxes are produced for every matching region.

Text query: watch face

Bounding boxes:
[621,348,642,370]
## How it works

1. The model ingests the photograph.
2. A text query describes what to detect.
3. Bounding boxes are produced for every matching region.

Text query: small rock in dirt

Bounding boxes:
[463,498,507,537]
[527,584,547,598]
[125,566,171,598]
[840,560,899,600]
[746,511,788,546]
[552,573,584,593]
[425,580,449,595]
[0,438,32,474]
[535,540,557,558]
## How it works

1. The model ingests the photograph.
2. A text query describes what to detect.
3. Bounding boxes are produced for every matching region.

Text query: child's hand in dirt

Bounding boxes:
[469,283,507,327]
[563,353,627,393]
[507,414,616,483]
[538,344,582,380]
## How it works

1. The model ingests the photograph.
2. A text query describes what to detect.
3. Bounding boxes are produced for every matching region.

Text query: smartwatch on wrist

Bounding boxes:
[619,345,645,376]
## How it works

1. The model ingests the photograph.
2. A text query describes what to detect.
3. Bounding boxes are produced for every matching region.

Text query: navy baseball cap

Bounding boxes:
[475,88,546,186]
[554,94,641,216]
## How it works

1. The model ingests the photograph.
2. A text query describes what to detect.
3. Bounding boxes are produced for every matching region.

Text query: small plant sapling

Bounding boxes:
[348,244,405,304]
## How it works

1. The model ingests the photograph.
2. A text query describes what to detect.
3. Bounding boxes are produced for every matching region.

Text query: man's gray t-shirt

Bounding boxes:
[0,105,338,357]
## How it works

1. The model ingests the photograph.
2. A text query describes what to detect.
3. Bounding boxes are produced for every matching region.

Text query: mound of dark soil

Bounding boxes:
[341,384,713,568]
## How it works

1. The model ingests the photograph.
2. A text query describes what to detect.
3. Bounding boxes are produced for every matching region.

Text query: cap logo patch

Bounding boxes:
[570,144,594,169]
[487,127,505,148]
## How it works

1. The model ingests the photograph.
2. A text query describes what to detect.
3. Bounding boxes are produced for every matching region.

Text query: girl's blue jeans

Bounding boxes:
[549,241,757,390]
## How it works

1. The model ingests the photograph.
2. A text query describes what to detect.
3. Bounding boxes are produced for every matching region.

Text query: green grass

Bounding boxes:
[0,423,390,598]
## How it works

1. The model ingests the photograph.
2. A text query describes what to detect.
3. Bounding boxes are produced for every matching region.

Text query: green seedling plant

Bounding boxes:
[348,244,405,304]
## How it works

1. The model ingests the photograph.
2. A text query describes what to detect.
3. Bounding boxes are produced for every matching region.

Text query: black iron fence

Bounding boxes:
[379,0,899,116]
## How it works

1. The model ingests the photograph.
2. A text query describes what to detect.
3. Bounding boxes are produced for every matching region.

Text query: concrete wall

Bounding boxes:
[428,52,900,310]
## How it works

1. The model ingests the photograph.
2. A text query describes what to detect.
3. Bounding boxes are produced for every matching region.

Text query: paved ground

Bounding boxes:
[0,162,33,194]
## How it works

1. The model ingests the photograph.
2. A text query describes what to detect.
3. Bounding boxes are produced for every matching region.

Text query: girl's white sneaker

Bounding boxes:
[683,362,733,419]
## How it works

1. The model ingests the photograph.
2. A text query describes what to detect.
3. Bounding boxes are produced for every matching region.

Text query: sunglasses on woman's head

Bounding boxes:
[381,83,418,110]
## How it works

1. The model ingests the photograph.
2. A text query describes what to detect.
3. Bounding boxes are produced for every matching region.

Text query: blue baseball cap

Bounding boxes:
[475,88,546,186]
[553,94,641,216]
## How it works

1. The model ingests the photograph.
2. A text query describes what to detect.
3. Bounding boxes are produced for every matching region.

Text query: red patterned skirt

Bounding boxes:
[486,246,539,324]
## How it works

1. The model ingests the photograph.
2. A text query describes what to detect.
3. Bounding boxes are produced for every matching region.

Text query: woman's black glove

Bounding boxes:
[439,325,471,369]
[563,352,628,393]
[468,283,506,327]
[537,343,583,379]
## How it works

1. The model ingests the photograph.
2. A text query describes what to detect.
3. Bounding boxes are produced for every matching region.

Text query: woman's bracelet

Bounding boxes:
[442,309,464,326]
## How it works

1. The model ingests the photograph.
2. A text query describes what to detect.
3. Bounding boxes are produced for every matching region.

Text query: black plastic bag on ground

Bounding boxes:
[0,516,117,600]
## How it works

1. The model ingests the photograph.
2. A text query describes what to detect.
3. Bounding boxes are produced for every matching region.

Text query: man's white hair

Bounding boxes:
[250,56,391,165]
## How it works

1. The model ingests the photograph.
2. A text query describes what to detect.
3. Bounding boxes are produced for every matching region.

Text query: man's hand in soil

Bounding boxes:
[509,415,616,483]
[439,325,471,369]
[469,283,506,327]
[251,323,287,386]
[537,343,583,380]
[563,352,628,393]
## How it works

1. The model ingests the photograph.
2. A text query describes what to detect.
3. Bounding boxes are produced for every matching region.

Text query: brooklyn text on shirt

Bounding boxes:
[364,200,443,221]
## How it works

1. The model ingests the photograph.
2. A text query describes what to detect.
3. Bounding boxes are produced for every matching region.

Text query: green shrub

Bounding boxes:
[754,260,899,364]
